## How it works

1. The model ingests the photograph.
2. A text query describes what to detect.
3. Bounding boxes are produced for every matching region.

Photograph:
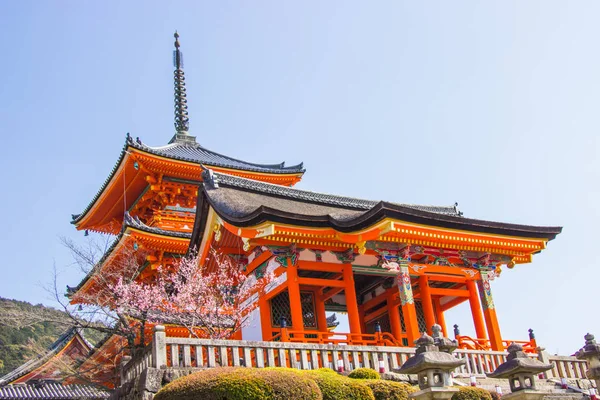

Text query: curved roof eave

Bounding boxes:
[197,172,562,241]
[67,217,192,298]
[207,196,561,240]
[71,135,305,226]
[0,327,90,386]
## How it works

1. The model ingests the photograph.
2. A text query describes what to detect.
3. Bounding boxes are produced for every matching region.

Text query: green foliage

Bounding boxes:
[362,380,417,400]
[155,367,322,400]
[0,298,104,374]
[315,367,337,374]
[451,386,493,400]
[302,369,374,400]
[348,367,380,380]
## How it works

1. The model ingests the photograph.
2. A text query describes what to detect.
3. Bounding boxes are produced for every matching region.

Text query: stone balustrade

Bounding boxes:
[117,326,595,388]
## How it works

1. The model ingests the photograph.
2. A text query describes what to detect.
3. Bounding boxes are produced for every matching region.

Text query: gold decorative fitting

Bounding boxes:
[242,238,251,252]
[213,223,222,242]
[356,241,366,255]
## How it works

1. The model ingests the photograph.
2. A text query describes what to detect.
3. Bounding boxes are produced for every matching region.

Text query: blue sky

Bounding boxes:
[0,1,598,354]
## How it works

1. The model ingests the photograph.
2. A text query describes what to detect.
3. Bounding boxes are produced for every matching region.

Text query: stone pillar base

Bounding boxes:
[500,390,546,400]
[409,387,459,400]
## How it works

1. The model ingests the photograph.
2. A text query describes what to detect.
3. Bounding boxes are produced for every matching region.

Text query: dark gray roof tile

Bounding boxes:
[208,172,461,216]
[0,382,109,399]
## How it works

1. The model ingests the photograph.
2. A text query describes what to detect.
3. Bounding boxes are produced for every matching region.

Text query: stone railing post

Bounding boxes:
[536,347,553,378]
[152,325,167,368]
[119,355,131,384]
[576,333,600,390]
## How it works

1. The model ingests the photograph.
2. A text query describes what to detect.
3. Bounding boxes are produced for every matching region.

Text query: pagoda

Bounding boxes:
[67,32,304,307]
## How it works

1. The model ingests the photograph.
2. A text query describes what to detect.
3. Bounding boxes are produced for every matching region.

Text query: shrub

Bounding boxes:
[154,367,321,400]
[302,370,375,400]
[316,367,337,374]
[362,380,417,400]
[451,386,493,400]
[348,368,380,380]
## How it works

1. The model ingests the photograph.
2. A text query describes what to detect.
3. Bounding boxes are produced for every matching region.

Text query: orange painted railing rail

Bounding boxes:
[271,328,405,347]
[455,335,537,353]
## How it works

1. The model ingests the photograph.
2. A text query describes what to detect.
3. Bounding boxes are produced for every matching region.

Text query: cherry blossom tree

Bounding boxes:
[111,249,273,340]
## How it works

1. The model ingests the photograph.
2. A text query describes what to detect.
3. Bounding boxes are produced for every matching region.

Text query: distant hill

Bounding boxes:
[0,298,104,376]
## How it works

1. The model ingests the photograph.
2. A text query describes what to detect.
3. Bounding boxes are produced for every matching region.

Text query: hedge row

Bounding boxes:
[451,386,494,400]
[154,367,418,400]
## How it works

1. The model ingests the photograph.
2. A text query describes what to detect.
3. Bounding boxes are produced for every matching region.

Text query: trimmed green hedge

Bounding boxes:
[302,370,375,400]
[154,366,423,400]
[348,368,380,380]
[154,367,321,400]
[451,386,493,400]
[315,367,337,374]
[362,380,416,400]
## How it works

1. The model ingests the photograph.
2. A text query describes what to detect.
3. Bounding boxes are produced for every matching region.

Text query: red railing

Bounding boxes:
[271,328,404,347]
[455,334,537,353]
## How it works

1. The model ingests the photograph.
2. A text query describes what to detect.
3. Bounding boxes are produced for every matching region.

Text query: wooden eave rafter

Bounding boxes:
[71,227,190,302]
[217,217,549,266]
[10,334,83,384]
[75,147,304,233]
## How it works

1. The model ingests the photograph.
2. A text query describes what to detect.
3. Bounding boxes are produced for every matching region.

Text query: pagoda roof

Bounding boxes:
[67,214,191,300]
[194,171,561,241]
[0,328,93,387]
[134,138,304,174]
[70,134,304,226]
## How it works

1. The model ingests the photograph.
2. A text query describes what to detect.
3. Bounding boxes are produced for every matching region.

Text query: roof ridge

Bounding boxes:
[210,171,460,215]
[140,140,303,170]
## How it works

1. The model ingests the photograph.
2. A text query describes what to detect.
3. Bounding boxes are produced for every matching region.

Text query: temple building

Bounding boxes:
[2,32,561,390]
[187,169,560,351]
[0,328,109,399]
[67,31,560,358]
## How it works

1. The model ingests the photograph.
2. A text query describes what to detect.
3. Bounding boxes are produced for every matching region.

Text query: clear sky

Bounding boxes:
[0,1,598,355]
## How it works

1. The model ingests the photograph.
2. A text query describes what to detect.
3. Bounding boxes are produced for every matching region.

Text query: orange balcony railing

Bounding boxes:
[455,334,537,353]
[270,328,404,347]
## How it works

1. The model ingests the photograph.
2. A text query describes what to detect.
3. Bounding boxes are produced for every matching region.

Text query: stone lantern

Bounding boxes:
[431,324,458,354]
[575,333,600,390]
[397,332,465,400]
[488,343,552,400]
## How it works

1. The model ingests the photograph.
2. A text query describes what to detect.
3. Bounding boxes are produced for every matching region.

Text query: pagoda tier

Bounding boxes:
[187,169,561,351]
[67,214,191,303]
[71,134,304,234]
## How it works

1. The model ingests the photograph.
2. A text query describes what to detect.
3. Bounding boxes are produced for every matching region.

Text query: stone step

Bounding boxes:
[453,377,588,398]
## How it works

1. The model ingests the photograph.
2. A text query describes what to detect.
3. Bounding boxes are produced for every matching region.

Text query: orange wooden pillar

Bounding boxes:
[466,279,488,340]
[258,296,273,341]
[398,266,420,345]
[418,275,436,334]
[315,290,328,332]
[342,264,362,334]
[387,291,403,341]
[479,271,503,351]
[358,305,367,333]
[286,258,304,332]
[433,297,447,337]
